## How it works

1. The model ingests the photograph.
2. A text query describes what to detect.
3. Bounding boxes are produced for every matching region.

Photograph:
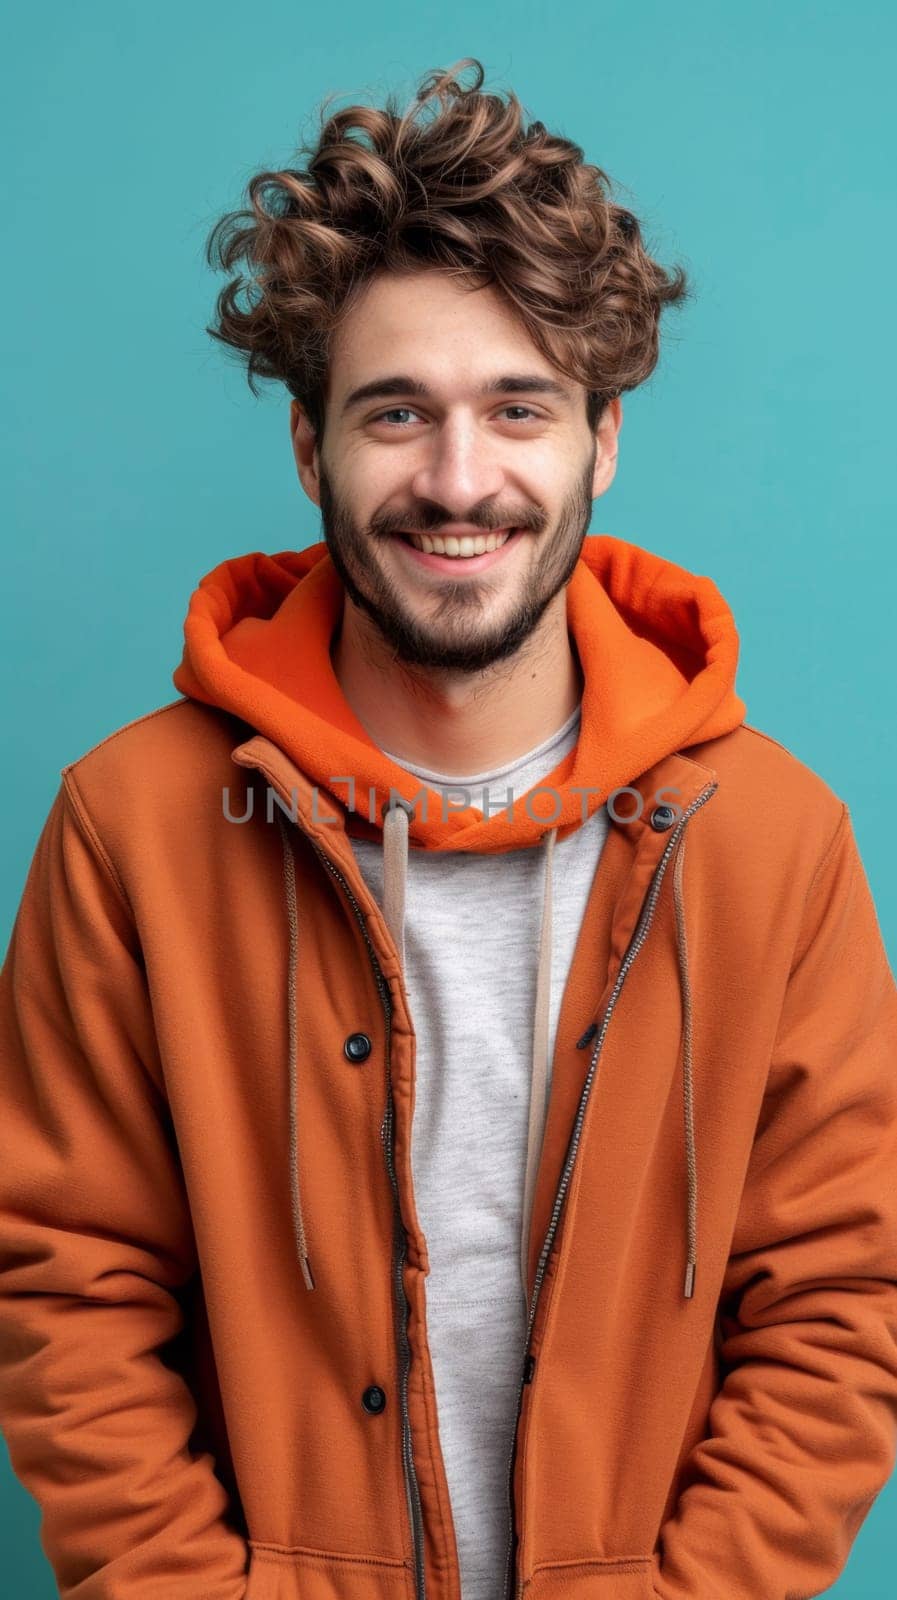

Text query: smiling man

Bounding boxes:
[2,56,897,1600]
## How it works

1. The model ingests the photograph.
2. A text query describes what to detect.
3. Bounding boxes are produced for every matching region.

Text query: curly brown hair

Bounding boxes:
[204,57,690,443]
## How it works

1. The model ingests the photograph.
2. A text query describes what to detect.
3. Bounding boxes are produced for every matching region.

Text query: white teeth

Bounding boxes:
[405,529,513,556]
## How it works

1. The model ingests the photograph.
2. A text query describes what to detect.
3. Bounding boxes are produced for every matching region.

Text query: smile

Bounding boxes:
[392,527,526,574]
[402,529,513,556]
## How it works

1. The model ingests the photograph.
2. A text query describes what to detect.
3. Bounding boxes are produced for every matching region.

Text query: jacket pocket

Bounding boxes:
[245,1540,415,1600]
[524,1555,657,1599]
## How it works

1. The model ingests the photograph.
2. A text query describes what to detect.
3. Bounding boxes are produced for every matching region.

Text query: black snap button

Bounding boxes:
[344,1032,372,1063]
[362,1384,387,1414]
[650,804,676,831]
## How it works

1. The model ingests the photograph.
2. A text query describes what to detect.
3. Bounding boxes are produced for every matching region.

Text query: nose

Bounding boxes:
[409,415,505,516]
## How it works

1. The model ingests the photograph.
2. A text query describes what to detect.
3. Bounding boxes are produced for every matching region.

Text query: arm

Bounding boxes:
[0,778,249,1599]
[652,803,897,1600]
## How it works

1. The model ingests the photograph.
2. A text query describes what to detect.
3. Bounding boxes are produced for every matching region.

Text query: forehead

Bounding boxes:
[329,270,571,404]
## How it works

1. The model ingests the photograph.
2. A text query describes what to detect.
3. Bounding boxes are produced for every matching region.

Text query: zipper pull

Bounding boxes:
[576,1020,598,1050]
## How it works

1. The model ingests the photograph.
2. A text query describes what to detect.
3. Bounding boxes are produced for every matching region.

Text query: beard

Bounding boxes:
[315,441,596,675]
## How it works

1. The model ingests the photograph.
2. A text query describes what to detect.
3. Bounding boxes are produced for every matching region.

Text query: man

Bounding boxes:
[2,56,896,1600]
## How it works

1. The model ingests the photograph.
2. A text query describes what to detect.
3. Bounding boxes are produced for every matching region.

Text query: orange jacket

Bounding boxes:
[2,535,897,1600]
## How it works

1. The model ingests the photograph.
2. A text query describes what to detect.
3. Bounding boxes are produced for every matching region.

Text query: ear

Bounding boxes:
[290,400,321,507]
[591,397,622,499]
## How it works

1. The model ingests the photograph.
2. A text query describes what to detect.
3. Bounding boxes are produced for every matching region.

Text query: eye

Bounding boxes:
[371,405,543,427]
[501,406,541,423]
[373,407,421,427]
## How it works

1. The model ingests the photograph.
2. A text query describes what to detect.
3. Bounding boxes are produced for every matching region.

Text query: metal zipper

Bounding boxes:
[303,831,427,1600]
[501,782,718,1600]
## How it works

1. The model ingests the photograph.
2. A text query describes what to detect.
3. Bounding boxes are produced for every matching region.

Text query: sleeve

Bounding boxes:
[0,778,250,1599]
[651,803,897,1600]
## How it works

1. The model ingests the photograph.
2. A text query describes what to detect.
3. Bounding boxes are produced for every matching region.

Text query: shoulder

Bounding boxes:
[60,697,253,853]
[682,720,848,886]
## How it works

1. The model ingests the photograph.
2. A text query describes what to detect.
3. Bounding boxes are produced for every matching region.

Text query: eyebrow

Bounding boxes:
[340,373,575,416]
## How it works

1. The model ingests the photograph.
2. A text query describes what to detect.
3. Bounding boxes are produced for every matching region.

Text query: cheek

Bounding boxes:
[512,444,579,498]
[339,446,408,512]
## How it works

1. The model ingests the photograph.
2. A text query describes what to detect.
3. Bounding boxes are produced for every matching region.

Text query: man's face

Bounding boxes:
[291,269,620,673]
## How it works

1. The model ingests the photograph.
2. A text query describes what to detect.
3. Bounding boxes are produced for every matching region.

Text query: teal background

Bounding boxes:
[2,2,895,1594]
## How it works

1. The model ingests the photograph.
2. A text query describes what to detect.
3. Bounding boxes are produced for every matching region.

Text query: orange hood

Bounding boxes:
[172,533,746,846]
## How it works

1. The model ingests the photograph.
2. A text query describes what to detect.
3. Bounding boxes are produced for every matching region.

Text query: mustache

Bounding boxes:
[370,515,543,538]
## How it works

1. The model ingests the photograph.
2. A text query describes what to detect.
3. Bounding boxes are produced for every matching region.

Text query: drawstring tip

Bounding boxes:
[300,1254,316,1291]
[683,1261,695,1299]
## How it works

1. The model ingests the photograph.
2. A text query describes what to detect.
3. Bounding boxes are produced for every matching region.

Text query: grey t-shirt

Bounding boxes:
[347,703,609,1598]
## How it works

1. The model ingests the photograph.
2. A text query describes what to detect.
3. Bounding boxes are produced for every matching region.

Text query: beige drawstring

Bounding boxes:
[382,801,410,971]
[520,827,557,1310]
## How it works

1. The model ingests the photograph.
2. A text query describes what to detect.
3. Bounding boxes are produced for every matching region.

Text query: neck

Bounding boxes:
[331,591,583,777]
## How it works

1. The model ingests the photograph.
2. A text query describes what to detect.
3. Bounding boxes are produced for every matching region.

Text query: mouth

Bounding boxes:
[391,527,526,573]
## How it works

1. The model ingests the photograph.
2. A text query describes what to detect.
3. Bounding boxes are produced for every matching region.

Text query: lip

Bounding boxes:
[390,528,526,574]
